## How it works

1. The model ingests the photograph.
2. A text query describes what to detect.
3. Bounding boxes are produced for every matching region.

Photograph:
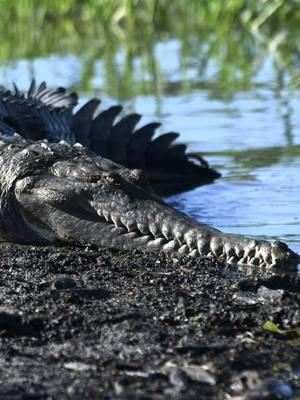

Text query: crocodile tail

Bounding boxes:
[73,103,220,196]
[0,81,220,196]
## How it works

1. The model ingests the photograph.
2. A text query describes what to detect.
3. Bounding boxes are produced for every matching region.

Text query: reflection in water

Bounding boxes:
[275,69,293,146]
[202,145,300,170]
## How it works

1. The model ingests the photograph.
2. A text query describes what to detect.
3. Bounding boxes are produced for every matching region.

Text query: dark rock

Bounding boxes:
[182,365,216,385]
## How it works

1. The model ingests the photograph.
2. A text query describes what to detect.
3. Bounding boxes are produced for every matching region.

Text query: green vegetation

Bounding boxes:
[0,0,300,97]
[263,320,300,338]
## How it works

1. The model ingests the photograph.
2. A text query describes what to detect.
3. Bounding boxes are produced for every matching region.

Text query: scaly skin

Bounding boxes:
[0,133,298,269]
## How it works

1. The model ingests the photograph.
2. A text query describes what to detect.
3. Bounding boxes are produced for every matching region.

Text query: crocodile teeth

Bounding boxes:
[174,235,183,247]
[148,223,158,237]
[197,245,204,256]
[149,238,167,248]
[224,244,235,258]
[189,249,198,257]
[125,223,136,232]
[209,237,223,257]
[161,227,171,240]
[197,240,209,256]
[235,247,244,259]
[249,257,260,266]
[111,214,121,227]
[178,244,189,255]
[186,237,196,251]
[163,240,178,252]
[120,217,135,232]
[137,223,149,235]
[102,211,110,222]
[247,249,256,258]
[138,235,152,243]
[227,256,238,265]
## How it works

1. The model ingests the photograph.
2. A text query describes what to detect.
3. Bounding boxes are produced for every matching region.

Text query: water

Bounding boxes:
[0,39,299,257]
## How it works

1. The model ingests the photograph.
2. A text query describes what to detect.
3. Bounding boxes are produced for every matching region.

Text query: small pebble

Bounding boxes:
[182,365,216,385]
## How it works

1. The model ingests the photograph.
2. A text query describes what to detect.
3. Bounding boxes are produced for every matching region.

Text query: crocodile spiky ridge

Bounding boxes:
[0,80,220,196]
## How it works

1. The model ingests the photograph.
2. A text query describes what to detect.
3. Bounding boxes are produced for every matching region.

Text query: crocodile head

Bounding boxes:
[1,136,299,269]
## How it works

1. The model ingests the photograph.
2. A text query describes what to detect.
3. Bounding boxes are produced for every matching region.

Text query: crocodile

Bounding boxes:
[0,80,298,269]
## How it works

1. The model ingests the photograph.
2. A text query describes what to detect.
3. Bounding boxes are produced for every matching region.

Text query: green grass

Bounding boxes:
[0,0,299,96]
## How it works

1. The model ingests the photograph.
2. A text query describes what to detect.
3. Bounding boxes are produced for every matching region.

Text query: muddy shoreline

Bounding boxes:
[0,243,299,399]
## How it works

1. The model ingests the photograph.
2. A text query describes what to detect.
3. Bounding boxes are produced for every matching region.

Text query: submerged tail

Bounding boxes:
[0,80,220,196]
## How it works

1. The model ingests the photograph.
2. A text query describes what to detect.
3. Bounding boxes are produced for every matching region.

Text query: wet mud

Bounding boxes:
[0,243,299,399]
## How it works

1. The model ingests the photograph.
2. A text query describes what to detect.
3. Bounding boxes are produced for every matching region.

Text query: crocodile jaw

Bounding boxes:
[88,206,299,269]
[15,175,299,269]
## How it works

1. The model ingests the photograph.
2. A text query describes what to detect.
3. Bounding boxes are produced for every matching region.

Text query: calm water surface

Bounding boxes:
[1,39,299,258]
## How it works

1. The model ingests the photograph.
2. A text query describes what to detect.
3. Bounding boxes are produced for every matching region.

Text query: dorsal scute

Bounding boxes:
[0,80,78,142]
[26,79,78,111]
[0,80,78,112]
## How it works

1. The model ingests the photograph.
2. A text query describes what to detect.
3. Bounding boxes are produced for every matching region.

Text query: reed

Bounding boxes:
[0,0,298,96]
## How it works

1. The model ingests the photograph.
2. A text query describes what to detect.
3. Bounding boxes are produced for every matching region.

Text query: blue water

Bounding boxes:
[0,39,299,257]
